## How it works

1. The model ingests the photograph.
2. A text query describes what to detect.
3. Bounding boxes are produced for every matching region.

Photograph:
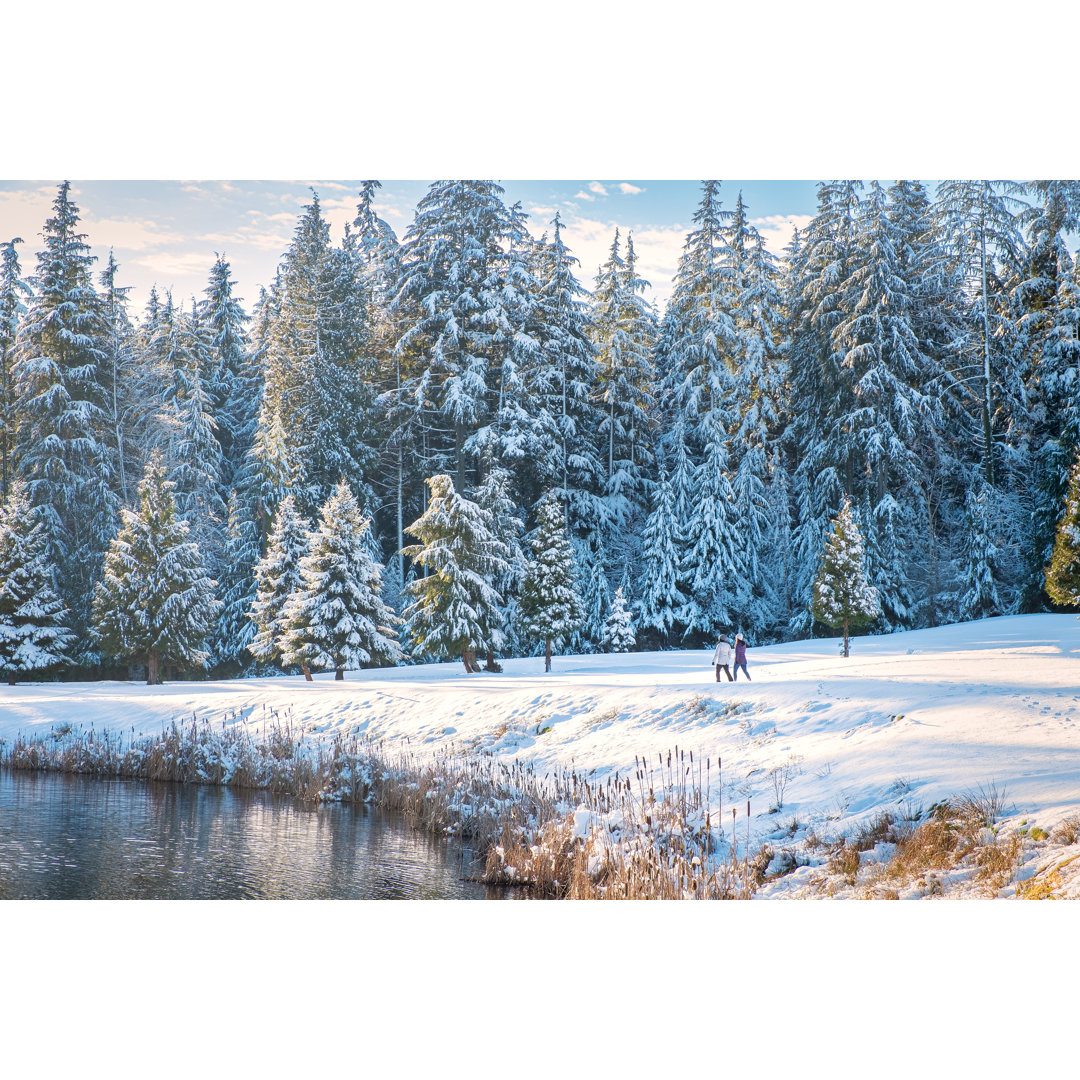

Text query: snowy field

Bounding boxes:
[3,612,1079,898]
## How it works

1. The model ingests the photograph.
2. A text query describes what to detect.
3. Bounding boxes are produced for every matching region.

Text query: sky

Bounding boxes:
[0,179,818,318]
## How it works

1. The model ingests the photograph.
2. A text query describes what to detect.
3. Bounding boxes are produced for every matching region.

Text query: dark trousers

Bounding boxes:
[734,662,750,681]
[715,664,732,682]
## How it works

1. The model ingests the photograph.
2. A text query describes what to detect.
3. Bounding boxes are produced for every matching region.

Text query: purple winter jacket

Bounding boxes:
[735,640,747,666]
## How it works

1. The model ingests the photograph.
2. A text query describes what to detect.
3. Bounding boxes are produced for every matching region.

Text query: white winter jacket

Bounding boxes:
[712,640,732,666]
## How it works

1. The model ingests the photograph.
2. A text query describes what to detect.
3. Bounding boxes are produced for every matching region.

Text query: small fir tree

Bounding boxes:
[601,586,636,653]
[958,485,1003,621]
[92,453,221,684]
[0,480,73,684]
[811,500,879,657]
[518,494,585,672]
[281,481,403,680]
[401,474,509,673]
[1044,454,1080,607]
[247,495,310,668]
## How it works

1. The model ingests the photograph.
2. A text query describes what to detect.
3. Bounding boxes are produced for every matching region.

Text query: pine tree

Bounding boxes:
[0,480,73,684]
[957,484,1003,622]
[634,461,687,643]
[1045,454,1080,607]
[393,181,522,495]
[13,182,118,641]
[254,193,375,518]
[575,531,611,653]
[1,239,32,499]
[523,215,605,533]
[247,495,310,669]
[197,255,255,496]
[682,413,740,642]
[213,490,261,671]
[92,452,221,684]
[281,481,403,680]
[402,474,509,672]
[934,180,1026,487]
[97,251,139,506]
[591,230,657,528]
[471,466,525,666]
[811,500,879,657]
[518,493,584,672]
[601,586,636,653]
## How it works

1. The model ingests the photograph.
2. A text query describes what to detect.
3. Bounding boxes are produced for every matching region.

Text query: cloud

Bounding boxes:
[573,190,595,202]
[751,213,813,255]
[81,216,186,253]
[588,181,608,196]
[618,183,645,195]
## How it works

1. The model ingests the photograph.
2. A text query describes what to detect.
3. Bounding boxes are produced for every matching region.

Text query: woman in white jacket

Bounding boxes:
[712,635,733,682]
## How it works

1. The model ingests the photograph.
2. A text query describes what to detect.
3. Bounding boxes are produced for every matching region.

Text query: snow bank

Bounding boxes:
[3,613,1079,896]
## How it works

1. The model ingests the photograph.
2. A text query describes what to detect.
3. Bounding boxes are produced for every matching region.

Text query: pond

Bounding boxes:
[0,768,505,900]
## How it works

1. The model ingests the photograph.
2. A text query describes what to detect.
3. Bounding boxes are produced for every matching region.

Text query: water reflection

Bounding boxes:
[0,769,504,900]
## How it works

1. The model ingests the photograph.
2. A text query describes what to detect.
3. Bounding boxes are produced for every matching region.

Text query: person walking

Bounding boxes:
[712,635,733,682]
[733,633,751,681]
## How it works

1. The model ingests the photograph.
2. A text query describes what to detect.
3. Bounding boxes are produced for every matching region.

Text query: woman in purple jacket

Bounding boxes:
[733,634,750,681]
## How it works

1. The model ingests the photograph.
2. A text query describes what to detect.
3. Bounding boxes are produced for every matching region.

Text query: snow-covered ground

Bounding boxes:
[3,613,1079,898]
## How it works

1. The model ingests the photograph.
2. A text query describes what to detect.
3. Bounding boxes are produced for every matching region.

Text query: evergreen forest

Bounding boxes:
[2,178,1079,681]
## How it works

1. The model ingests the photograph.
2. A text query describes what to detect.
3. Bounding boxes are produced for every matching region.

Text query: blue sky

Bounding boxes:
[0,179,819,318]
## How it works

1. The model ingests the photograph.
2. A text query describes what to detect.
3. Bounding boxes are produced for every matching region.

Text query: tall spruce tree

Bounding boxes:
[402,473,509,672]
[92,452,221,684]
[1045,454,1080,608]
[0,479,73,684]
[13,182,118,643]
[1,239,32,499]
[518,493,584,672]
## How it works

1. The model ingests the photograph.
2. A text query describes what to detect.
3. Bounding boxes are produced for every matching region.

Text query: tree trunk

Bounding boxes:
[300,662,313,682]
[7,672,15,686]
[147,649,160,686]
[843,615,849,658]
[335,667,344,681]
[484,650,502,673]
[545,637,552,673]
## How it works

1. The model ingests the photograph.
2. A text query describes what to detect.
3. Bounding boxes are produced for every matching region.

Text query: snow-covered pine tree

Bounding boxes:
[92,452,221,684]
[392,182,521,496]
[725,197,788,634]
[213,489,261,672]
[591,229,657,530]
[810,499,879,657]
[253,193,376,518]
[518,493,584,672]
[0,479,73,684]
[159,298,227,564]
[785,182,862,635]
[280,480,403,680]
[13,182,119,642]
[0,238,31,499]
[957,483,1003,622]
[401,473,509,672]
[197,255,255,497]
[601,585,636,653]
[471,466,525,667]
[933,180,1026,487]
[511,214,604,533]
[97,251,139,507]
[1045,454,1080,607]
[634,460,687,645]
[247,495,309,669]
[574,531,611,654]
[682,412,741,643]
